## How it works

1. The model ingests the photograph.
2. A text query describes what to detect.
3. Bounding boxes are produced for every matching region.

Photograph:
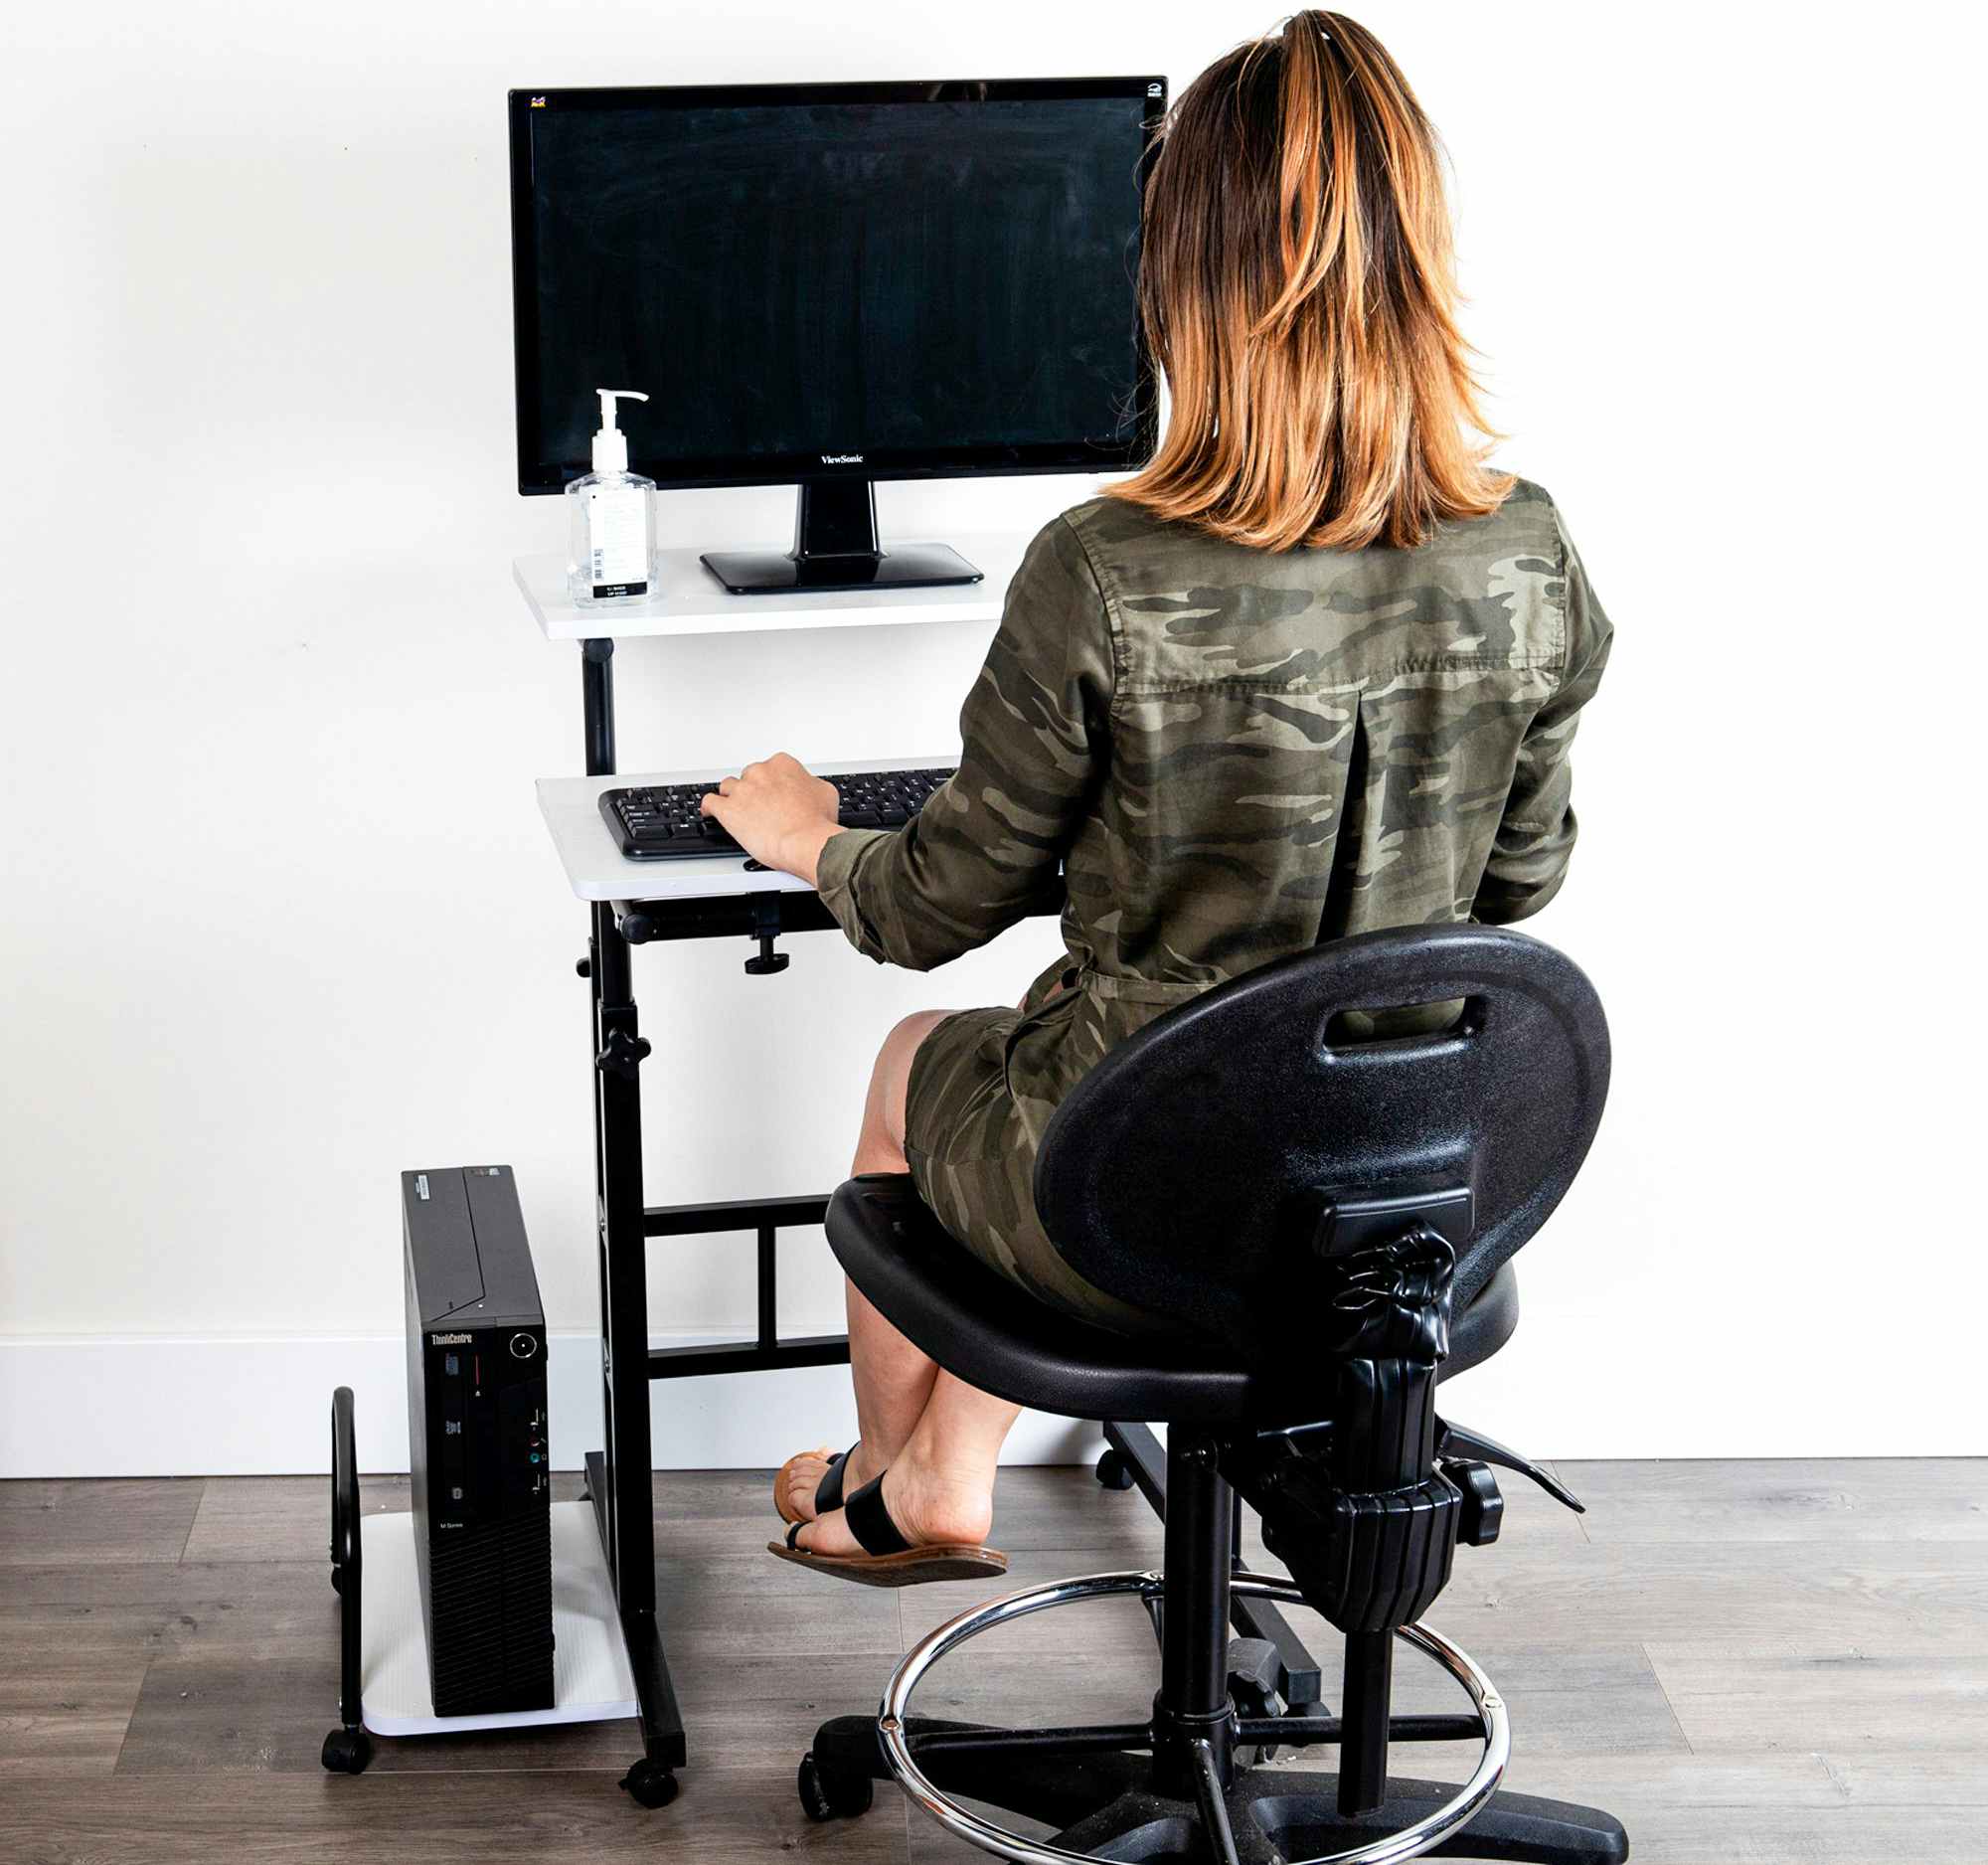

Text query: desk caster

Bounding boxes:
[321,1726,372,1775]
[1095,1448,1136,1490]
[619,1758,679,1808]
[798,1752,874,1822]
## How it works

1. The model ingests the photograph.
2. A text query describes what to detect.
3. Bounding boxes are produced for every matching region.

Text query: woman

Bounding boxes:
[703,10,1612,1584]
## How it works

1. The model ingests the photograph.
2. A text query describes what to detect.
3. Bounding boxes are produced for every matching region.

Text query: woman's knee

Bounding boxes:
[867,1010,950,1144]
[875,1009,947,1076]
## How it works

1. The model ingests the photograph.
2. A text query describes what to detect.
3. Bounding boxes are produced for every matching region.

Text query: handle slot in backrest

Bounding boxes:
[1322,993,1483,1054]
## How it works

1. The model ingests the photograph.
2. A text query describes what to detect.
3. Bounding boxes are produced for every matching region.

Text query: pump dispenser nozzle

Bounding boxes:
[591,389,649,474]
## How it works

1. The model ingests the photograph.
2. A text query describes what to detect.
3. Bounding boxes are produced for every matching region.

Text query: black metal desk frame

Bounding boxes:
[570,634,1330,1806]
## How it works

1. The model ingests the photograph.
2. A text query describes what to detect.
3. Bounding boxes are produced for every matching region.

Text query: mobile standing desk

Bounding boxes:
[520,538,1331,1809]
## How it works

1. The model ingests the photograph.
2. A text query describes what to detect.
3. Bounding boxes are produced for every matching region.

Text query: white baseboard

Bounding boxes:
[0,1333,1101,1479]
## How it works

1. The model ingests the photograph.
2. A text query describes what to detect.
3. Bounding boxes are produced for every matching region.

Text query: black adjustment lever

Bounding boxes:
[595,1028,651,1079]
[744,897,789,976]
[1443,1460,1504,1546]
[1435,1417,1584,1514]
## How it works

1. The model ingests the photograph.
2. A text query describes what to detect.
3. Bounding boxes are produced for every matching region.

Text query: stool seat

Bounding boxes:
[826,1174,1520,1426]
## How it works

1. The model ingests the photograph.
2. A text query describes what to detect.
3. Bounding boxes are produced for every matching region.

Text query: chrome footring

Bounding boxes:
[878,1569,1510,1865]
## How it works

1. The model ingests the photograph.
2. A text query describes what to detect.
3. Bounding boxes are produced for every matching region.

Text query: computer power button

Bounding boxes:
[509,1333,538,1359]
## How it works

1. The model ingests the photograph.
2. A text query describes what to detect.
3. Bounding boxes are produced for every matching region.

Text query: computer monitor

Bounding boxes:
[508,78,1164,592]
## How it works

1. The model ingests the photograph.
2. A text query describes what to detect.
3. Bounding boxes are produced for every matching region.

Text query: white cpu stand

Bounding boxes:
[357,1504,638,1738]
[322,1390,637,1777]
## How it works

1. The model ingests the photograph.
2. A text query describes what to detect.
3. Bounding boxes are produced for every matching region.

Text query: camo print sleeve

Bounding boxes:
[814,516,1112,971]
[1471,504,1613,925]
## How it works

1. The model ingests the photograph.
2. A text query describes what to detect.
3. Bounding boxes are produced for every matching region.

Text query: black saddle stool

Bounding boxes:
[801,924,1630,1865]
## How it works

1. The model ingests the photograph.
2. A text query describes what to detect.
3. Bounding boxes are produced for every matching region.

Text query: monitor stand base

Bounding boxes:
[700,542,983,594]
[699,478,984,594]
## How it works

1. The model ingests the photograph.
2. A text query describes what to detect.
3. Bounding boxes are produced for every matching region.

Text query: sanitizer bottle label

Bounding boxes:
[587,486,649,598]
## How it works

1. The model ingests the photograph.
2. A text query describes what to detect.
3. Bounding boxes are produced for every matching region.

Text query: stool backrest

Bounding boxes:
[1033,925,1609,1362]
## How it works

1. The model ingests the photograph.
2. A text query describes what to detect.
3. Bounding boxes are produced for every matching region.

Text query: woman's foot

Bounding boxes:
[791,1456,993,1558]
[777,1441,883,1526]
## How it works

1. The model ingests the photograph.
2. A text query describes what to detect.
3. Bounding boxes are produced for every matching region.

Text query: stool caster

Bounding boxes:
[1229,1636,1284,1767]
[320,1726,372,1775]
[797,1751,875,1822]
[618,1757,679,1808]
[1094,1448,1136,1491]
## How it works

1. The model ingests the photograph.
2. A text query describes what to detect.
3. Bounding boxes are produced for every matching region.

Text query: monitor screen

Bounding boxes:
[509,79,1163,493]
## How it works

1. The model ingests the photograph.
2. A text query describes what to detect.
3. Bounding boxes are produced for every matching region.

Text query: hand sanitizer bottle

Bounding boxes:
[567,389,658,607]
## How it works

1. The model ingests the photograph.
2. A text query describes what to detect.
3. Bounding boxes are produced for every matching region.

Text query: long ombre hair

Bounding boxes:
[1109,11,1512,553]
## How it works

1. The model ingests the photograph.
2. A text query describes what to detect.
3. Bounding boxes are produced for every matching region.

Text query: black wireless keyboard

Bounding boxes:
[599,766,956,861]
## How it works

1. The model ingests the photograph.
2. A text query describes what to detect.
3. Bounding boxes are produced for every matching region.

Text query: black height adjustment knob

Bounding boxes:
[744,897,789,976]
[595,1028,651,1079]
[745,932,789,976]
[576,956,592,979]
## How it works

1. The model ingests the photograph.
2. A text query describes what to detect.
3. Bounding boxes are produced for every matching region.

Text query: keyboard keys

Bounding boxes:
[598,766,955,861]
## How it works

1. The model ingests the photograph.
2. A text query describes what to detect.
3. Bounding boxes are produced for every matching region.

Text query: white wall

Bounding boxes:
[1,1,1979,1473]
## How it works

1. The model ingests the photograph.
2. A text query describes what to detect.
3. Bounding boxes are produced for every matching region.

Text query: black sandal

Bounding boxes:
[767,1471,1009,1589]
[772,1442,856,1527]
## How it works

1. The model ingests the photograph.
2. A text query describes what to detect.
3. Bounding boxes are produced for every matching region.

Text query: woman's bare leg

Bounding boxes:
[787,1008,1030,1553]
[780,1010,948,1523]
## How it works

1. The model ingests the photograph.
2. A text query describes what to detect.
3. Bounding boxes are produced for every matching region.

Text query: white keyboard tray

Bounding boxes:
[536,755,955,903]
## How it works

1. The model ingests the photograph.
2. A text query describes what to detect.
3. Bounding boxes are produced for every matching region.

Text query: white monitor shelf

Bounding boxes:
[515,531,1026,641]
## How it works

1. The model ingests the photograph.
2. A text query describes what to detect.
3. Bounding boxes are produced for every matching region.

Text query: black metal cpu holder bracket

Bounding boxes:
[568,634,1339,1810]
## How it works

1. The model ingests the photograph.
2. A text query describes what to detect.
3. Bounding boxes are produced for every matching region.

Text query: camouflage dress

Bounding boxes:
[814,480,1612,1334]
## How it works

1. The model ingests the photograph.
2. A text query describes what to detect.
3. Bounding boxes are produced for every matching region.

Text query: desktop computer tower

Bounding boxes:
[402,1164,554,1716]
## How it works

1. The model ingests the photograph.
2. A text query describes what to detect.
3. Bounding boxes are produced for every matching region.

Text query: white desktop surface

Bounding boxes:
[537,756,957,902]
[515,530,1026,642]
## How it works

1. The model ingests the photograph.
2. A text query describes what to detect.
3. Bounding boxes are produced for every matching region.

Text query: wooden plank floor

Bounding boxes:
[1,1459,1982,1862]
